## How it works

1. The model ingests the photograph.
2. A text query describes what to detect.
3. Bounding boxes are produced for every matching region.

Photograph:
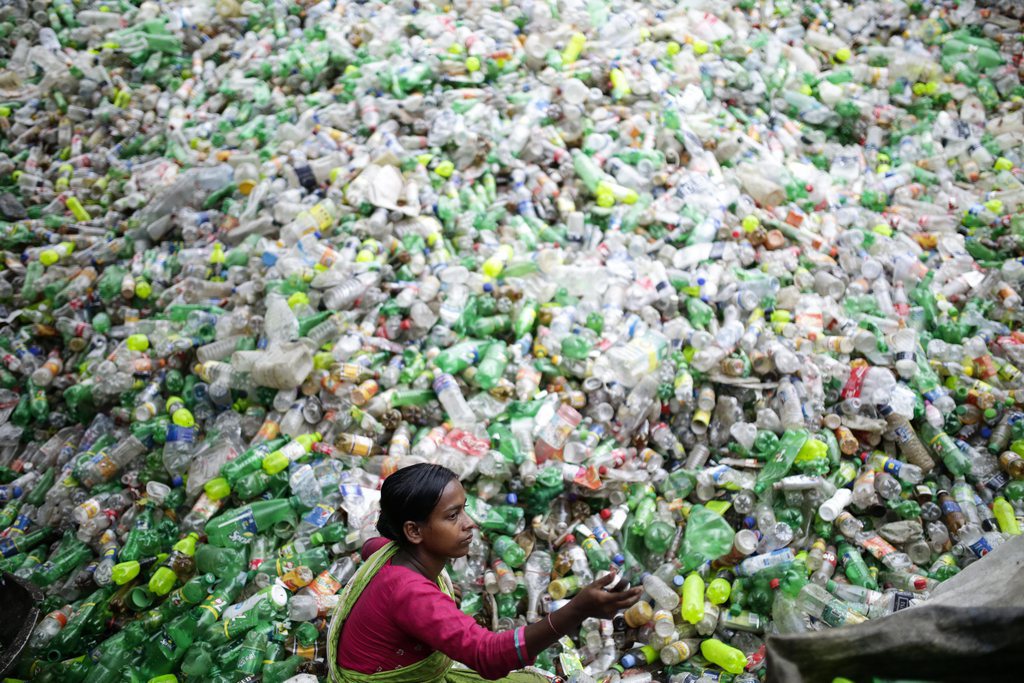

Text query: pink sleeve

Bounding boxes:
[361,537,390,560]
[395,571,533,679]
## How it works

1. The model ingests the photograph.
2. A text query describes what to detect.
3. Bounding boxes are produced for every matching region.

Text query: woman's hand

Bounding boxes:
[568,571,644,620]
[524,570,644,658]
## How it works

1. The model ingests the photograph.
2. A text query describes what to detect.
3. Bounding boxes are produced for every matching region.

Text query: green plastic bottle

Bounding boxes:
[205,497,306,547]
[491,535,526,568]
[755,428,810,495]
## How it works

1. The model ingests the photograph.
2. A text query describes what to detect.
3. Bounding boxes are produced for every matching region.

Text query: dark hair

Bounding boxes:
[376,464,459,545]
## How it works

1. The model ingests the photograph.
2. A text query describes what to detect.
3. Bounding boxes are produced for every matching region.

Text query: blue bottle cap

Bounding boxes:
[613,553,625,566]
[673,574,685,588]
[621,655,636,669]
[506,492,518,505]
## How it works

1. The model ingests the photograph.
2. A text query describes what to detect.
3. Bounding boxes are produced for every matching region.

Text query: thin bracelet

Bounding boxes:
[546,612,561,637]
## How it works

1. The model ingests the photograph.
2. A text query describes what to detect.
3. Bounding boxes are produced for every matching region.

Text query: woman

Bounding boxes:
[328,463,643,682]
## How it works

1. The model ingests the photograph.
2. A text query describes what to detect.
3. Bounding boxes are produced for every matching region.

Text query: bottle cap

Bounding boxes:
[269,584,289,609]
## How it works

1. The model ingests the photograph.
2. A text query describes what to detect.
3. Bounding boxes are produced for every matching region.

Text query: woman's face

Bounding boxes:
[418,479,478,559]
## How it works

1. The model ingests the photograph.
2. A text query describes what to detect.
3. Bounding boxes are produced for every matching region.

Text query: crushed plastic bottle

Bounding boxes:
[1,0,1024,681]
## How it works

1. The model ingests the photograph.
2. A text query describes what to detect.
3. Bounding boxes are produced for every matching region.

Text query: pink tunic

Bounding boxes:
[337,538,533,680]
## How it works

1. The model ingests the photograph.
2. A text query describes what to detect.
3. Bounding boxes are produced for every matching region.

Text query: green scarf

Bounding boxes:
[327,541,555,683]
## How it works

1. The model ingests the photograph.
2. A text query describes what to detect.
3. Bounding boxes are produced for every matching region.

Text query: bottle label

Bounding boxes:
[591,523,612,546]
[255,420,280,442]
[892,423,914,445]
[968,535,992,558]
[278,441,307,460]
[891,591,916,612]
[338,434,373,456]
[167,588,191,609]
[199,595,228,622]
[302,504,335,529]
[819,604,847,628]
[280,568,312,591]
[310,572,342,597]
[388,432,410,456]
[227,508,258,544]
[191,493,222,521]
[432,373,458,395]
[309,202,334,230]
[882,458,903,477]
[443,429,491,457]
[859,535,897,562]
[156,631,176,658]
[87,452,118,484]
[275,557,301,577]
[841,365,869,399]
[982,471,1009,492]
[167,424,195,444]
[940,500,963,516]
[821,549,837,569]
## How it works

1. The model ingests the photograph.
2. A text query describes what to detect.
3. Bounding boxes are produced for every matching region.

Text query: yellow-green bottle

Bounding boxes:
[993,497,1021,535]
[700,638,747,674]
[682,573,705,624]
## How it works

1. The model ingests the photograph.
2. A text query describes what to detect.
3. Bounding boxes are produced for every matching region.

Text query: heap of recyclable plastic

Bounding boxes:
[1,0,1024,680]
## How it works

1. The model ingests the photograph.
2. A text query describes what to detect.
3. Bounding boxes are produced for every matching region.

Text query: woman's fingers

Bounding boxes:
[612,588,643,609]
[596,587,642,614]
[605,580,626,593]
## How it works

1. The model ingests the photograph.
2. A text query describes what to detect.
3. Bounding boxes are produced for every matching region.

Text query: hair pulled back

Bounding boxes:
[376,463,459,545]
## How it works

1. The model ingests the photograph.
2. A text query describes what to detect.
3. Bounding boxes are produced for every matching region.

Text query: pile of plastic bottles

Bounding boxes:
[1,0,1024,680]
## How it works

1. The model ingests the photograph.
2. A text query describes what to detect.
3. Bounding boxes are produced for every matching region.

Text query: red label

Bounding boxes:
[841,365,869,399]
[442,429,490,457]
